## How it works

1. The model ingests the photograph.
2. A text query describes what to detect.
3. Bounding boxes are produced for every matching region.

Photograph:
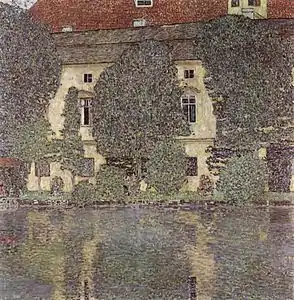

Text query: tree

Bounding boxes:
[0,3,61,154]
[217,152,268,205]
[9,118,54,191]
[95,166,126,202]
[59,87,85,187]
[194,15,293,150]
[145,138,187,194]
[93,40,190,180]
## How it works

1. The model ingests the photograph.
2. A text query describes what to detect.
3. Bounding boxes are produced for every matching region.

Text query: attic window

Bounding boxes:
[136,0,153,7]
[133,19,146,27]
[61,26,73,32]
[248,0,260,6]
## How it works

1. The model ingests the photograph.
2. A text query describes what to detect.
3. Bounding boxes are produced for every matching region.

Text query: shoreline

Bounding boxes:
[1,193,294,211]
[16,199,294,209]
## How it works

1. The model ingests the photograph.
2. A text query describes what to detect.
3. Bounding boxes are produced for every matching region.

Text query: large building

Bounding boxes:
[24,1,294,193]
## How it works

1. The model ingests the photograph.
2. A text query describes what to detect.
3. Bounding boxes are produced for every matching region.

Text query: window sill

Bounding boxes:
[135,5,153,8]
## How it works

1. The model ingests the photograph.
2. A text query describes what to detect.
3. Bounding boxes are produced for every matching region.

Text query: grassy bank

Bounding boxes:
[17,190,294,208]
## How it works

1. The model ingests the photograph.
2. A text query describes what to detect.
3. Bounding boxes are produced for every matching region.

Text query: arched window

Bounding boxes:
[181,95,196,123]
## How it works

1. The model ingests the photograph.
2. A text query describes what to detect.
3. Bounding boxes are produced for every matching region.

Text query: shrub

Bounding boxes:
[197,175,214,197]
[217,152,267,205]
[95,166,126,202]
[50,176,64,195]
[145,139,187,195]
[71,181,96,207]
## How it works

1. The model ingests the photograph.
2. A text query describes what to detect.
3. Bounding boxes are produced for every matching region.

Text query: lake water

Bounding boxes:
[0,205,293,300]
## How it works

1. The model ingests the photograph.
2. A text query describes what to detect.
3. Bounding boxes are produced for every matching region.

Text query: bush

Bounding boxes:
[217,153,267,205]
[197,175,214,197]
[95,166,126,202]
[145,139,187,195]
[50,176,64,195]
[71,181,96,207]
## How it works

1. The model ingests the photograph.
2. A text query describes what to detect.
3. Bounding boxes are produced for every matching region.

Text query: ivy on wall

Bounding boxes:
[58,87,85,186]
[193,15,293,175]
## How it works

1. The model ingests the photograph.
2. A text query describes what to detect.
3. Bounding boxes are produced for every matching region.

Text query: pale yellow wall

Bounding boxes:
[175,60,216,140]
[228,0,268,18]
[175,60,216,191]
[48,63,112,139]
[29,63,111,192]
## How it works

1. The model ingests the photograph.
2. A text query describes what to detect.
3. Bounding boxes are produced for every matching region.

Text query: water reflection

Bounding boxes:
[0,206,292,299]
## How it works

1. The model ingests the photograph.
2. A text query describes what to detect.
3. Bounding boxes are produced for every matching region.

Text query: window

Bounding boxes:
[133,19,146,27]
[76,158,95,177]
[136,0,152,7]
[248,0,260,6]
[106,157,148,177]
[84,73,93,83]
[186,157,198,176]
[35,160,50,177]
[184,69,195,79]
[181,95,196,123]
[61,26,73,32]
[231,0,240,7]
[80,99,92,126]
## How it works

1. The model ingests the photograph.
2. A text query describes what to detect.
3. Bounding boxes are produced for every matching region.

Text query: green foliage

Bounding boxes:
[59,87,84,180]
[50,176,64,194]
[93,40,190,178]
[9,118,55,176]
[71,181,97,207]
[195,15,293,149]
[0,3,61,155]
[145,139,187,194]
[217,153,268,205]
[95,166,126,202]
[197,174,214,197]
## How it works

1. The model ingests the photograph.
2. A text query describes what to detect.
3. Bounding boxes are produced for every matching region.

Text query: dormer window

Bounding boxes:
[231,0,240,7]
[61,26,73,32]
[248,0,261,6]
[136,0,153,7]
[133,19,146,27]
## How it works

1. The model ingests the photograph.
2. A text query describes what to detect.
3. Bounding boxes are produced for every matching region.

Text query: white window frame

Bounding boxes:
[80,98,92,126]
[133,19,147,27]
[135,0,153,7]
[181,95,197,124]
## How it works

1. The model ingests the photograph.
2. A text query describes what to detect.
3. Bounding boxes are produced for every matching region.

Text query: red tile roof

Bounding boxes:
[30,0,293,33]
[268,0,294,19]
[0,158,22,168]
[29,0,228,32]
